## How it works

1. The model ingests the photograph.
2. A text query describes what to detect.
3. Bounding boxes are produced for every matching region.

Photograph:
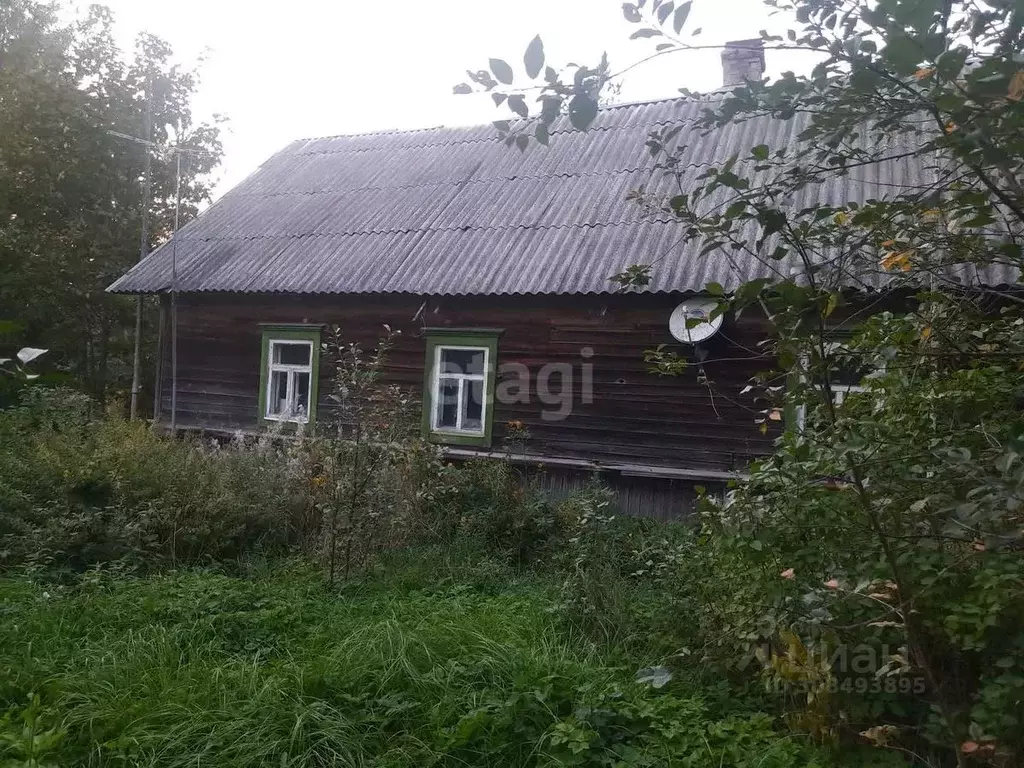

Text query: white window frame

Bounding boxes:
[264,338,314,424]
[431,344,489,435]
[830,383,866,407]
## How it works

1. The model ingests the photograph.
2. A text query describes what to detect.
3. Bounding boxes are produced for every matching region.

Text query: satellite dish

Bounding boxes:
[669,299,724,344]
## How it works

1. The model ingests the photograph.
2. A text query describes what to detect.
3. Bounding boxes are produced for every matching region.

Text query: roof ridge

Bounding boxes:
[229,154,761,199]
[232,167,650,198]
[171,219,675,243]
[289,94,696,144]
[288,119,702,157]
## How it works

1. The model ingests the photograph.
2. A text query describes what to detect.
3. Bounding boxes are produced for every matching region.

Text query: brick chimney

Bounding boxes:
[721,39,765,86]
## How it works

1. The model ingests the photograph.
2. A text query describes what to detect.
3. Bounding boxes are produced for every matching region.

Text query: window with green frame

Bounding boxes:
[421,329,500,447]
[258,325,322,426]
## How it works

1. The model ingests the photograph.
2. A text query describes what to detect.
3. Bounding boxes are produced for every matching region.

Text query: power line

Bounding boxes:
[106,129,216,157]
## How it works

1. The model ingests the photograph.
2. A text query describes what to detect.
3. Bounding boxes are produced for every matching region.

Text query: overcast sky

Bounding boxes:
[92,0,813,198]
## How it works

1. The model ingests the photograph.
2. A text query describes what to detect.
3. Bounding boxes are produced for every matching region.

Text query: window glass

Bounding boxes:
[828,361,873,388]
[440,348,484,376]
[294,372,310,415]
[463,379,484,431]
[433,347,488,434]
[424,335,497,444]
[269,370,289,416]
[824,342,875,387]
[263,334,317,423]
[436,380,459,428]
[274,342,311,366]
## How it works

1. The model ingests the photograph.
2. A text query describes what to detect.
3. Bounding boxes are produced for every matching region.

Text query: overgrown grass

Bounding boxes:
[0,555,892,767]
[0,393,935,765]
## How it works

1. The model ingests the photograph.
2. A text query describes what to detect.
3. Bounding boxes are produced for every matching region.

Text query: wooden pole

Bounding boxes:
[170,150,181,434]
[153,294,168,423]
[129,88,152,420]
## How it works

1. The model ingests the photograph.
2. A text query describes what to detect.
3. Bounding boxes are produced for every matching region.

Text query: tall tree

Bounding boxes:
[0,0,222,404]
[461,0,1024,764]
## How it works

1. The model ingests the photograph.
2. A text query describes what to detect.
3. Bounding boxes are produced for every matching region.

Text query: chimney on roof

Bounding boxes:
[721,39,765,87]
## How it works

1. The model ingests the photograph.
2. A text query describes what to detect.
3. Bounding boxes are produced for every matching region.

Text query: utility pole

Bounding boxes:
[129,88,152,420]
[108,125,209,433]
[170,150,181,434]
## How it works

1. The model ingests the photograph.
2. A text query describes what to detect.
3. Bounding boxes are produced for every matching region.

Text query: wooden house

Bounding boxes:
[107,46,1017,518]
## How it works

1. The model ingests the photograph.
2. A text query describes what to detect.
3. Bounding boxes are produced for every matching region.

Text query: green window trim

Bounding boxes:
[421,329,501,448]
[257,325,322,427]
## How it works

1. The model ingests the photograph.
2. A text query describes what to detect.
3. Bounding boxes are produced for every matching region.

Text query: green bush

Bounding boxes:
[428,458,571,565]
[688,308,1024,764]
[0,389,310,571]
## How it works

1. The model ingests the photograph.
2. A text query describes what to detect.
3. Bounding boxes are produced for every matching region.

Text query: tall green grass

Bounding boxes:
[0,557,888,767]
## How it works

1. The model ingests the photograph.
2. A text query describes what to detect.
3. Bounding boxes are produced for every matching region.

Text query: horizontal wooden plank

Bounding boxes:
[158,294,780,472]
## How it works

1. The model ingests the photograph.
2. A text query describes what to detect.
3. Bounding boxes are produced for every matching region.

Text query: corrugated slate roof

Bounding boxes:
[107,96,1019,295]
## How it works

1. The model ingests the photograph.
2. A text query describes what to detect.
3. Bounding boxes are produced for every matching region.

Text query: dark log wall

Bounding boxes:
[157,293,778,476]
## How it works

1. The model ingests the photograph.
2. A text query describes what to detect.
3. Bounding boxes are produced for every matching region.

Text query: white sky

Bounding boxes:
[90,0,813,198]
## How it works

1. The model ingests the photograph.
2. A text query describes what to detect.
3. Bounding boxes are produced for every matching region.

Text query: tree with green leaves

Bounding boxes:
[0,0,222,405]
[460,0,1024,764]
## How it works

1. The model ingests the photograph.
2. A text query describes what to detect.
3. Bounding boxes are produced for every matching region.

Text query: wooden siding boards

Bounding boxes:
[531,466,701,522]
[156,293,776,485]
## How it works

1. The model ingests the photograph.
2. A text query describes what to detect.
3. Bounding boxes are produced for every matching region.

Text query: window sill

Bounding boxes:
[427,430,492,448]
[263,416,310,425]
